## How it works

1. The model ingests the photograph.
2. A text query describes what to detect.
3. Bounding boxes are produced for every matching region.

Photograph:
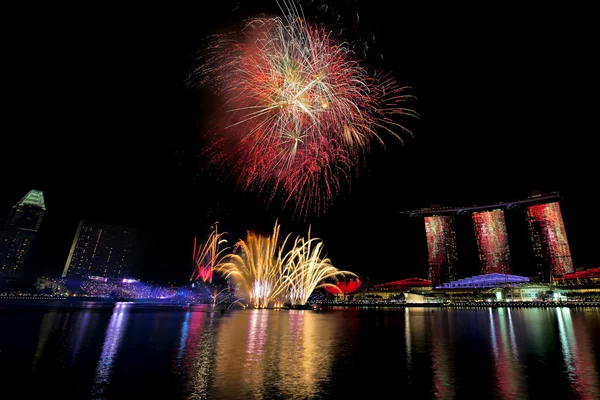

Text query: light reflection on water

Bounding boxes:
[557,307,600,399]
[70,309,92,364]
[489,308,526,399]
[31,310,59,372]
[3,305,600,399]
[209,309,341,399]
[92,302,130,399]
[430,310,455,400]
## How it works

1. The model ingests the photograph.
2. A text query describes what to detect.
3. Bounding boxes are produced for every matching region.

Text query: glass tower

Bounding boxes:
[62,221,137,278]
[0,190,45,278]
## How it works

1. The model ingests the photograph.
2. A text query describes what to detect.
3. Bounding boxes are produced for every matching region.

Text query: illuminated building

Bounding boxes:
[4,190,46,232]
[359,278,433,300]
[424,215,458,285]
[526,202,573,278]
[472,209,512,275]
[0,230,35,278]
[323,278,363,296]
[373,278,433,291]
[0,190,45,279]
[437,273,529,289]
[553,267,600,285]
[61,221,137,278]
[404,193,577,283]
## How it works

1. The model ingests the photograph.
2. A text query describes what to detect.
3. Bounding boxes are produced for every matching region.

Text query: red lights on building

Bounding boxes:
[373,278,432,291]
[424,215,457,286]
[323,279,363,295]
[526,202,574,277]
[472,209,512,275]
[553,267,599,282]
[411,194,581,283]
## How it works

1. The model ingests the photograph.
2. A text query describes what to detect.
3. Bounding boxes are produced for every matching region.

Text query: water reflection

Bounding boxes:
[489,308,526,399]
[405,308,412,382]
[278,310,337,398]
[177,308,207,368]
[188,312,217,400]
[174,307,218,400]
[32,310,59,371]
[92,302,130,398]
[69,309,94,364]
[210,310,342,399]
[7,305,600,399]
[430,311,455,399]
[556,308,600,399]
[177,311,191,363]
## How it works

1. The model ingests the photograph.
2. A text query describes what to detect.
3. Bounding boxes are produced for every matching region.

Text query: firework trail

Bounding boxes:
[215,221,353,308]
[215,223,291,308]
[191,223,228,283]
[284,227,355,305]
[193,0,417,215]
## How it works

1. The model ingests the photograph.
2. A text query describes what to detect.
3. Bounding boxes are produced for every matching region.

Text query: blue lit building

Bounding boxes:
[437,273,530,289]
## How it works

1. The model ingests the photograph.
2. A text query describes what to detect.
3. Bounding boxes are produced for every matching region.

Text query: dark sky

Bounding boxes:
[2,1,594,283]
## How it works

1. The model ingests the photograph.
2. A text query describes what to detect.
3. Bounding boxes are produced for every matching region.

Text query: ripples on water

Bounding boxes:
[1,304,599,399]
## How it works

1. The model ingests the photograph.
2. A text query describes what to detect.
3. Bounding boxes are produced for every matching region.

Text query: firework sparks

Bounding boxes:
[285,227,355,305]
[215,223,290,308]
[191,223,228,283]
[193,0,417,215]
[215,221,354,308]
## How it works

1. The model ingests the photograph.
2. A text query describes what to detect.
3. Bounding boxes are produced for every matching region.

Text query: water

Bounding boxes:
[1,304,599,399]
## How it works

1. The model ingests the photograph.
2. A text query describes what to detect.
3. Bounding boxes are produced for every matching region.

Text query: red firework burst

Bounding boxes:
[195,2,417,215]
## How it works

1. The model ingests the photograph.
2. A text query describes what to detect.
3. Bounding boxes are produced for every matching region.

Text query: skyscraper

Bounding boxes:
[4,190,46,232]
[526,202,573,279]
[424,215,458,286]
[61,221,137,278]
[472,209,512,275]
[0,190,46,279]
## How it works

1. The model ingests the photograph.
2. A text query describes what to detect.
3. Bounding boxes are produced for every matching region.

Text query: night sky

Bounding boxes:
[3,1,594,284]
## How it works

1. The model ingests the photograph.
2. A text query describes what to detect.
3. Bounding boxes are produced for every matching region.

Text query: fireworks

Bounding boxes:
[194,0,417,214]
[191,224,228,283]
[215,223,290,308]
[215,222,354,308]
[284,228,355,305]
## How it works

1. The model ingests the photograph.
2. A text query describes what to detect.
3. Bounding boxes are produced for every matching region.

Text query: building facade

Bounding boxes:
[0,190,45,279]
[526,202,574,278]
[472,209,512,275]
[61,221,137,278]
[4,190,46,232]
[424,215,458,286]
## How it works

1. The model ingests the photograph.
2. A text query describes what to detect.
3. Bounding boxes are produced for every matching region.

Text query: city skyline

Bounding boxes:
[1,189,592,284]
[1,1,592,284]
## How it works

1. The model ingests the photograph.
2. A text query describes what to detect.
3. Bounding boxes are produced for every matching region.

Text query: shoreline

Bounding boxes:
[314,301,600,308]
[1,297,600,310]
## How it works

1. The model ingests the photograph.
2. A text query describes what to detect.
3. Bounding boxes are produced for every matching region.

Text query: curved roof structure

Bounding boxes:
[437,273,529,289]
[373,278,432,290]
[323,279,363,295]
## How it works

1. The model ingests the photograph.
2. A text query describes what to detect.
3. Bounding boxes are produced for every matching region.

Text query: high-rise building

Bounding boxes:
[0,190,45,279]
[424,215,458,285]
[4,190,46,232]
[472,209,512,275]
[526,202,573,279]
[0,230,35,278]
[61,221,137,278]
